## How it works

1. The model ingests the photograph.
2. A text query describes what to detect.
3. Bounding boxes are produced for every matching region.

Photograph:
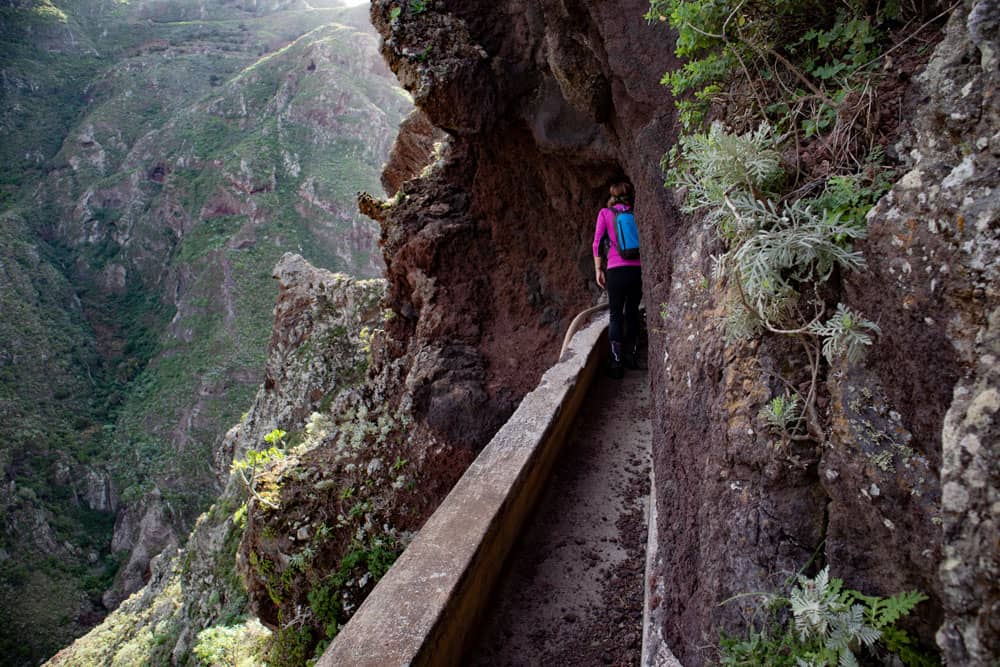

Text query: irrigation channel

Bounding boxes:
[469,345,652,666]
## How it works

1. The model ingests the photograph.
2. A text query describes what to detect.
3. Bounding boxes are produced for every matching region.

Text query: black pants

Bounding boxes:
[607,266,642,345]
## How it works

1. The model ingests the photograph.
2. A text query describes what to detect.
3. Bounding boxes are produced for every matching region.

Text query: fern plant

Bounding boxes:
[720,567,932,666]
[789,567,882,666]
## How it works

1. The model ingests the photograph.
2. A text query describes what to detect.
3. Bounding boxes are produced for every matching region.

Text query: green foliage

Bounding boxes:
[669,122,785,239]
[810,158,895,230]
[232,434,286,510]
[795,16,881,74]
[307,536,400,644]
[264,428,287,446]
[808,303,882,363]
[858,589,939,667]
[193,620,270,667]
[248,392,417,663]
[670,122,877,363]
[729,200,866,310]
[646,0,902,134]
[390,0,426,21]
[720,567,935,666]
[759,392,802,434]
[269,626,313,667]
[358,326,375,355]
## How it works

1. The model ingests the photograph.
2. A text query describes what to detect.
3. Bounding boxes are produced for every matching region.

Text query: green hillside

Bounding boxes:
[0,1,409,663]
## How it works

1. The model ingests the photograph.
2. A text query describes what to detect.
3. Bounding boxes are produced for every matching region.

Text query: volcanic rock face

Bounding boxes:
[366,0,997,663]
[368,0,681,450]
[884,2,999,661]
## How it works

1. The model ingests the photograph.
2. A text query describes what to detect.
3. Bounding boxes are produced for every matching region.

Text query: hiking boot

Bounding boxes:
[623,342,645,370]
[607,341,625,379]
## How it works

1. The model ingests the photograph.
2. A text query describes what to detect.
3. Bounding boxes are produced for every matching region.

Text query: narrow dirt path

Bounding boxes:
[470,351,651,667]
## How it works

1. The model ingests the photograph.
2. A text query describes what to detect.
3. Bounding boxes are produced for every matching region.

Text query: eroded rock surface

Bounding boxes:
[868,0,1000,660]
[368,0,680,449]
[361,0,997,664]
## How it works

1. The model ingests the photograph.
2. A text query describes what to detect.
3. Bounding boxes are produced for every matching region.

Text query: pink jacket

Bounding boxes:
[592,204,642,269]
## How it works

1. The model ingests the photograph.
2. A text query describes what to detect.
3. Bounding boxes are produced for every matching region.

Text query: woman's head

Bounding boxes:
[607,181,634,207]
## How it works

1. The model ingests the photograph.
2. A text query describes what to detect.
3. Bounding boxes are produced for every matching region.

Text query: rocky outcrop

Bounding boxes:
[870,1,999,661]
[215,253,387,475]
[103,489,180,610]
[380,110,444,196]
[234,252,478,654]
[357,0,996,664]
[365,0,680,453]
[940,308,1000,664]
[49,254,386,665]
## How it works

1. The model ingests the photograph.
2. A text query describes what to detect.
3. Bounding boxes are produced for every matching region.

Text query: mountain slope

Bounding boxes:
[0,1,410,663]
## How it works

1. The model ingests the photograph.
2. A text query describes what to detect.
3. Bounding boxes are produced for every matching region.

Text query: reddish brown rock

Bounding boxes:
[381,110,444,196]
[362,0,997,664]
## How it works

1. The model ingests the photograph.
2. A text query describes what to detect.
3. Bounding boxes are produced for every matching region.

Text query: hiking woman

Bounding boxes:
[592,181,642,378]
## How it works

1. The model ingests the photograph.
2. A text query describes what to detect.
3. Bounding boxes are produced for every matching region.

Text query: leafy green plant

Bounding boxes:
[808,303,882,363]
[810,159,894,230]
[646,0,902,142]
[268,626,312,667]
[720,567,933,666]
[231,429,286,509]
[669,120,884,445]
[307,537,401,645]
[759,392,802,434]
[389,0,426,21]
[670,122,875,349]
[193,620,269,667]
[729,200,867,313]
[669,122,784,239]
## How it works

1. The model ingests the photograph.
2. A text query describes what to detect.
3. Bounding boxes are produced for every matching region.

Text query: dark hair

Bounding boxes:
[607,181,634,208]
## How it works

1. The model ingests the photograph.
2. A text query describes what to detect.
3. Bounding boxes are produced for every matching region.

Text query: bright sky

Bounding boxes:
[342,0,369,5]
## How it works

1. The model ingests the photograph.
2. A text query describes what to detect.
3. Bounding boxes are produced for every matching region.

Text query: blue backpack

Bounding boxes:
[613,208,640,260]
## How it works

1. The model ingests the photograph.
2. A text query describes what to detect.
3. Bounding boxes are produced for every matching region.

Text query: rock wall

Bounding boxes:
[648,0,997,660]
[368,0,681,449]
[366,0,997,664]
[896,1,998,661]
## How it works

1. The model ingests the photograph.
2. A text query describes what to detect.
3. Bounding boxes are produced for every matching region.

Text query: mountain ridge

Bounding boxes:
[0,1,409,662]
